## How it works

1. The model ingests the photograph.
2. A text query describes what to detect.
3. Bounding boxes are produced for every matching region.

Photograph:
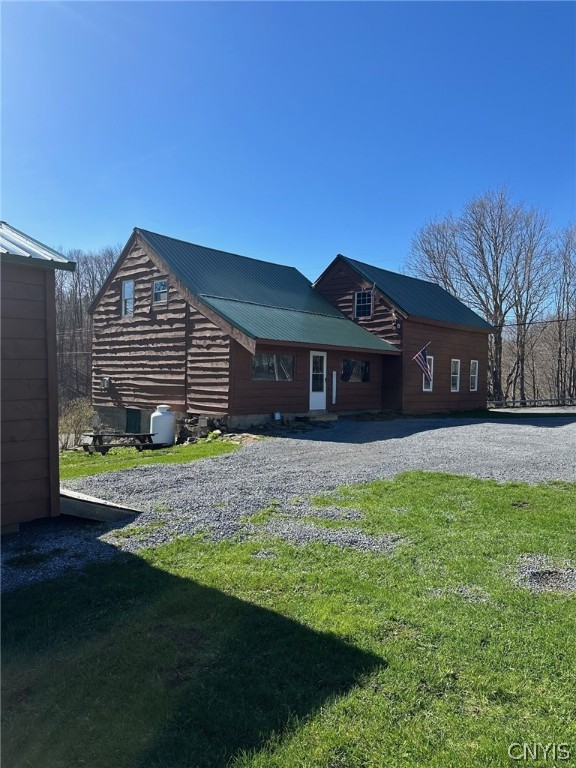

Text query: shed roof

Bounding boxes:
[0,222,76,271]
[136,229,397,353]
[327,255,493,331]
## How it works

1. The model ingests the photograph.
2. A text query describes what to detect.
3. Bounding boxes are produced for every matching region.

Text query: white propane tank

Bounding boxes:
[150,404,176,445]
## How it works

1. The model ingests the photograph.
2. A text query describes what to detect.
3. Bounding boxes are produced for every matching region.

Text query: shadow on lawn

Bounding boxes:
[2,547,385,768]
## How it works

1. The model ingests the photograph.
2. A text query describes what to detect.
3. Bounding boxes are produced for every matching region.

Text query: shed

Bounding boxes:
[1,222,75,529]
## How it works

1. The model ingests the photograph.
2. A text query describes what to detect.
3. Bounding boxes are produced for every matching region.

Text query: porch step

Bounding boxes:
[307,411,339,422]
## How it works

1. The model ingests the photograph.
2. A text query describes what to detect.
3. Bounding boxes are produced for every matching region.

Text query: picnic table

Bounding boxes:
[82,432,168,455]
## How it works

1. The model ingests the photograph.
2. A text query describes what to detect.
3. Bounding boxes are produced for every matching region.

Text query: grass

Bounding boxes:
[59,439,238,480]
[2,472,575,768]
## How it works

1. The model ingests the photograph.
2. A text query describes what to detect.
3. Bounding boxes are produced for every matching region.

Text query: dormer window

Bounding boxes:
[152,279,168,304]
[354,290,372,318]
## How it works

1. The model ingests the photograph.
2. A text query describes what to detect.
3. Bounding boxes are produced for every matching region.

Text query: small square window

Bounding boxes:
[122,280,134,317]
[451,359,461,392]
[152,279,168,304]
[354,291,372,318]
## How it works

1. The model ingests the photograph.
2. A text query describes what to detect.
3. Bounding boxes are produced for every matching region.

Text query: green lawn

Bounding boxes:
[2,473,575,768]
[59,439,238,480]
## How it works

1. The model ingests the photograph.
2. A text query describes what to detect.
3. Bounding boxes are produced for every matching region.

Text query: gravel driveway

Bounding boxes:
[3,415,575,591]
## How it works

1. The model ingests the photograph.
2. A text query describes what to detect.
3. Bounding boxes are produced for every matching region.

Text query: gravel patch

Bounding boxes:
[256,519,402,553]
[515,554,576,594]
[252,549,277,559]
[3,415,574,592]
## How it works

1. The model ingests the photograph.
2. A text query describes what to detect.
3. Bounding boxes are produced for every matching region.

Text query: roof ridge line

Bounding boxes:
[342,254,442,289]
[136,227,302,275]
[199,293,348,320]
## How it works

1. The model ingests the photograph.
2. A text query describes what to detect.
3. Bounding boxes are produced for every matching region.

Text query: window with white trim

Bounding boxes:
[423,355,434,392]
[470,359,479,392]
[451,359,461,392]
[152,279,168,304]
[121,280,134,317]
[354,291,372,318]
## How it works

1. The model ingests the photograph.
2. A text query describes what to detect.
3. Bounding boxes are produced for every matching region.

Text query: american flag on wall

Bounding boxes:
[412,344,432,384]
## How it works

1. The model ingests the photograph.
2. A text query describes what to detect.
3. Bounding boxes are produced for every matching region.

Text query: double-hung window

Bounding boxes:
[152,279,168,304]
[470,360,479,392]
[354,291,372,318]
[450,359,461,392]
[121,280,134,317]
[423,355,434,392]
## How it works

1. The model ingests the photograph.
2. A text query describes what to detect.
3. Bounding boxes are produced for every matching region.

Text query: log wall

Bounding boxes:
[186,306,231,414]
[1,262,59,526]
[92,242,188,413]
[92,240,234,418]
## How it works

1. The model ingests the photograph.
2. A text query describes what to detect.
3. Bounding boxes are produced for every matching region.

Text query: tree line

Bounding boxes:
[56,245,119,403]
[56,191,575,407]
[407,189,575,404]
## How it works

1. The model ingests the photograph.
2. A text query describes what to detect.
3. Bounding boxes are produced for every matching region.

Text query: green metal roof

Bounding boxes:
[137,229,397,353]
[340,256,493,331]
[203,297,398,352]
[137,228,343,316]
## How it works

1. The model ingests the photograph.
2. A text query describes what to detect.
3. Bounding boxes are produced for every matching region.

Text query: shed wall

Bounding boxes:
[1,262,59,525]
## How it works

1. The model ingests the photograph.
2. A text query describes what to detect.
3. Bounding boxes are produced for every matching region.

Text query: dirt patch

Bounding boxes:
[516,555,576,594]
[429,584,491,603]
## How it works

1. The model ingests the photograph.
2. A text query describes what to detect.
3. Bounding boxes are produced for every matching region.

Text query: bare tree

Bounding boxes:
[551,225,576,400]
[508,208,552,403]
[407,189,554,401]
[56,245,120,402]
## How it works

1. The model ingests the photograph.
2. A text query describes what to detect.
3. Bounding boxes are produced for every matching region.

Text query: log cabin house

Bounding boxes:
[89,228,492,431]
[1,222,76,529]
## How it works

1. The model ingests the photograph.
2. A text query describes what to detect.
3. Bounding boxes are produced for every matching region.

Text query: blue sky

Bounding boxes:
[2,1,575,280]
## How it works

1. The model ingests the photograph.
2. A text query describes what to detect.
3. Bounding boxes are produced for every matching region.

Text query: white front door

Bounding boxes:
[309,351,327,410]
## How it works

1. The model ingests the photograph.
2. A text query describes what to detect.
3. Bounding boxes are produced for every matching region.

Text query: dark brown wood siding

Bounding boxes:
[1,262,59,525]
[315,260,403,347]
[326,350,384,412]
[230,342,309,415]
[230,342,387,415]
[91,242,188,412]
[402,321,488,413]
